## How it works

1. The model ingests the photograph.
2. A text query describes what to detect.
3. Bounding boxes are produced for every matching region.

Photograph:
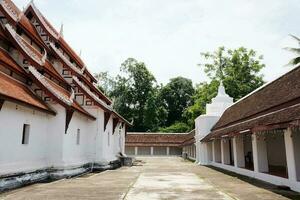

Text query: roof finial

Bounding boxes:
[79,49,82,57]
[59,23,64,38]
[30,0,34,5]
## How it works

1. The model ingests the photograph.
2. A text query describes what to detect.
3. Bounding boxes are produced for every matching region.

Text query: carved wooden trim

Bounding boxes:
[112,118,119,134]
[65,108,74,133]
[0,99,4,111]
[104,111,111,132]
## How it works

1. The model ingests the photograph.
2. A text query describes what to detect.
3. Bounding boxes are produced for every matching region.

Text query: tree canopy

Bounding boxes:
[284,35,300,67]
[160,77,194,127]
[95,46,266,133]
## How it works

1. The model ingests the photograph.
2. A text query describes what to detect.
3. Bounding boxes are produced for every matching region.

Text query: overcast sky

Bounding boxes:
[15,0,300,84]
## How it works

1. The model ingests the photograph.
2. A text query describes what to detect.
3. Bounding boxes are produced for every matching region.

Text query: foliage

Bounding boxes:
[95,46,265,133]
[199,47,265,101]
[159,122,190,133]
[183,80,219,127]
[160,77,195,127]
[284,34,300,67]
[94,71,116,96]
[185,47,265,126]
[110,58,164,132]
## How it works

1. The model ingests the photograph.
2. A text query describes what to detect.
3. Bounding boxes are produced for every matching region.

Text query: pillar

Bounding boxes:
[284,129,297,181]
[150,147,154,156]
[134,146,138,156]
[252,133,269,173]
[167,147,170,155]
[221,139,230,165]
[233,136,245,168]
[212,140,216,162]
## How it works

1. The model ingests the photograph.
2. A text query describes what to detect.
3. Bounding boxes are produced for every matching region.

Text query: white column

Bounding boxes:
[167,147,170,155]
[284,129,297,181]
[252,133,269,173]
[212,140,216,162]
[150,147,154,156]
[233,136,245,168]
[221,139,230,165]
[135,146,138,156]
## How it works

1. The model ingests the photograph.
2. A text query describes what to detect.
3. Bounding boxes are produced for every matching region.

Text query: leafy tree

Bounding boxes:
[284,35,300,67]
[200,47,265,101]
[160,77,194,127]
[94,71,116,96]
[183,80,219,127]
[159,122,190,133]
[185,47,265,126]
[111,58,164,132]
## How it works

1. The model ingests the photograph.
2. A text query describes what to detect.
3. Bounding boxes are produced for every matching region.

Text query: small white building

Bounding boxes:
[196,67,300,192]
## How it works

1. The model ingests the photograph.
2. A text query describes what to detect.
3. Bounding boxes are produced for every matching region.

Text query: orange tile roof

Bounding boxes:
[0,47,26,76]
[18,15,46,48]
[28,66,95,120]
[0,71,55,114]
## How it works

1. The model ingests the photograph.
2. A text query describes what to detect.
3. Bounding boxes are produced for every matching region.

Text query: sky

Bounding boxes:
[15,0,300,85]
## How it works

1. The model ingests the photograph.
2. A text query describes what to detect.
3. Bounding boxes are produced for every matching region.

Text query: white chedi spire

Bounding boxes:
[206,82,233,116]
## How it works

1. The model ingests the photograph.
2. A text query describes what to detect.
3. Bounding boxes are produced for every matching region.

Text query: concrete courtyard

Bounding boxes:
[1,157,299,200]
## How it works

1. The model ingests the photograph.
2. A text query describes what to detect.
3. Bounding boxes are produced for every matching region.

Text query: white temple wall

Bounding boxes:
[0,101,49,175]
[46,104,65,168]
[62,112,94,167]
[101,116,117,164]
[85,107,104,163]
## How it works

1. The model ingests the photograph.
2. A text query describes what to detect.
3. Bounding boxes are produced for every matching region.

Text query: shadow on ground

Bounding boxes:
[206,165,300,200]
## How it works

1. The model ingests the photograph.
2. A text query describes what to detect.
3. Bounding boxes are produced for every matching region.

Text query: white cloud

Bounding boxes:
[15,0,300,84]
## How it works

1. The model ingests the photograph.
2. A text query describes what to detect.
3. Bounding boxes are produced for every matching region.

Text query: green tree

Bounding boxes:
[111,58,165,132]
[185,47,265,125]
[160,77,194,127]
[284,35,300,66]
[94,71,116,97]
[200,47,265,100]
[183,80,219,127]
[159,122,190,133]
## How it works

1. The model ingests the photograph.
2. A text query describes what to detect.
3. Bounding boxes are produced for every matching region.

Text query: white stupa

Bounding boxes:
[195,82,233,164]
[206,82,233,116]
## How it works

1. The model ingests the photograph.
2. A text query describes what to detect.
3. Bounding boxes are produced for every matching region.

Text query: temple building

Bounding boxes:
[196,66,300,192]
[125,130,196,160]
[0,0,130,191]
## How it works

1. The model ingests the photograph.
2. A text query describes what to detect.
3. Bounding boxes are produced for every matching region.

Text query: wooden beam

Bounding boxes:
[65,108,74,134]
[0,99,4,111]
[112,118,119,134]
[104,111,111,132]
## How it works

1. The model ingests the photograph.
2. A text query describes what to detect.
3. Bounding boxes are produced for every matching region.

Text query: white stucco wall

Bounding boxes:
[0,100,126,177]
[0,101,49,175]
[62,112,94,167]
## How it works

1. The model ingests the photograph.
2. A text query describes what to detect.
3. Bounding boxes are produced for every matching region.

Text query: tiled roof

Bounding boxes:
[5,23,45,66]
[125,133,189,147]
[0,71,55,114]
[0,0,45,47]
[5,23,67,84]
[202,65,300,141]
[28,66,95,120]
[0,48,26,76]
[181,130,195,146]
[25,2,97,83]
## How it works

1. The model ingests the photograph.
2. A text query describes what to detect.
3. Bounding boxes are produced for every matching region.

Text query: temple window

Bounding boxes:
[21,124,30,145]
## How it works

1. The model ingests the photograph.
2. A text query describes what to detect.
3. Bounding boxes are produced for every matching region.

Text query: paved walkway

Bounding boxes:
[1,157,299,200]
